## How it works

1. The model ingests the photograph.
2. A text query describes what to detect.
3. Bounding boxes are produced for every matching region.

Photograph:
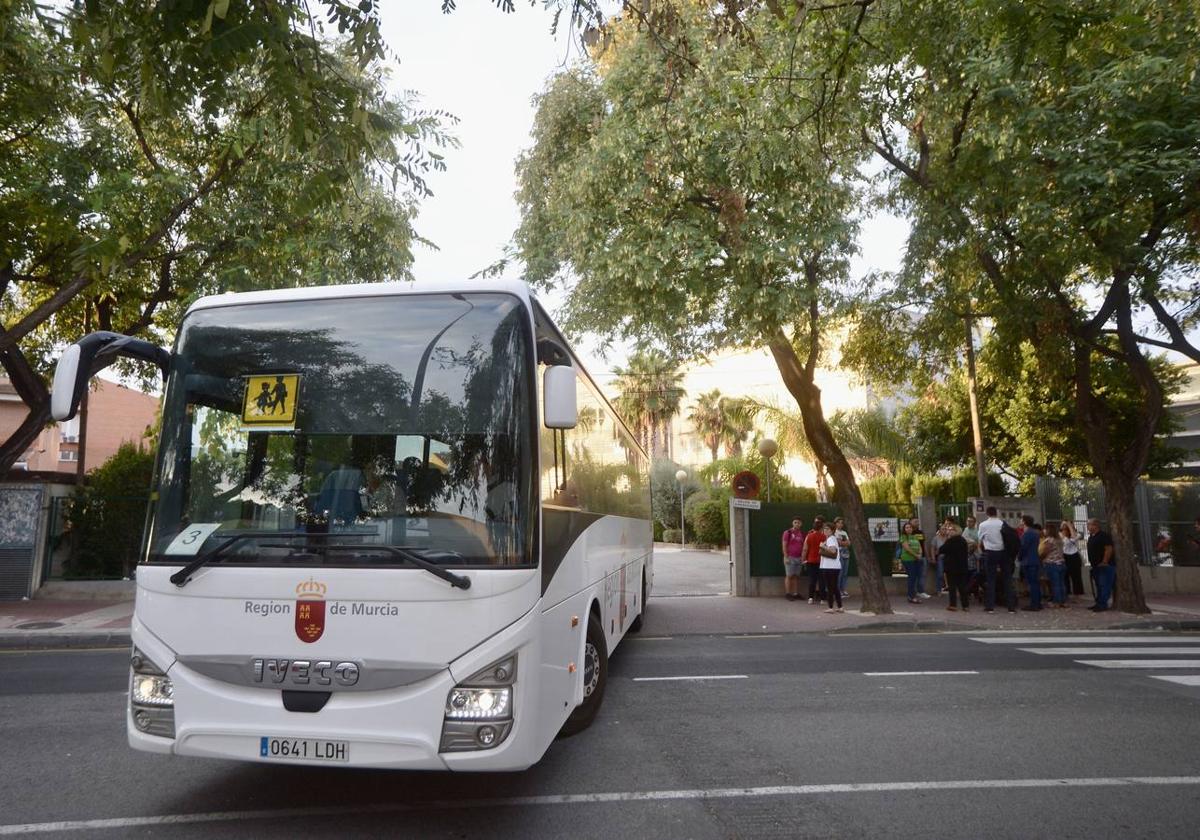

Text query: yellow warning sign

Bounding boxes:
[242,374,300,429]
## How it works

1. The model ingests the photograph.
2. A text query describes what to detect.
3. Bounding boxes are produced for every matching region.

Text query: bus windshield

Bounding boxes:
[145,292,534,568]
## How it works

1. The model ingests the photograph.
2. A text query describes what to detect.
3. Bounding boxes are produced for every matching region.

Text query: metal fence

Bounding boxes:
[42,493,152,581]
[1037,477,1200,567]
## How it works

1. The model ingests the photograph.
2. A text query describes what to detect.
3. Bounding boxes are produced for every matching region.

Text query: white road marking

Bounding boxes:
[1075,660,1200,669]
[1151,675,1200,687]
[724,634,783,639]
[863,671,979,677]
[4,776,1200,835]
[970,636,1199,644]
[1019,647,1200,656]
[632,675,748,682]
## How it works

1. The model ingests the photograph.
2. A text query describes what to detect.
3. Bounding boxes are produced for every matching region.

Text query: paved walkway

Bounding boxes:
[3,551,1199,649]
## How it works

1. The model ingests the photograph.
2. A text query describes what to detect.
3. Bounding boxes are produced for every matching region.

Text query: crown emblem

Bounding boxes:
[295,578,327,599]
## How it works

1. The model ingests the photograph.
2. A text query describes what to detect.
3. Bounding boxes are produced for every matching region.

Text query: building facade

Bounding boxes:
[0,377,159,476]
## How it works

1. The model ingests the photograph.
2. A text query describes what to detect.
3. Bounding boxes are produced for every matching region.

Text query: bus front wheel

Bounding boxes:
[559,612,607,737]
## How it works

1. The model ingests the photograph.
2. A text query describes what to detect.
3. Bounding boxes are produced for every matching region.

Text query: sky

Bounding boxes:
[379,3,910,387]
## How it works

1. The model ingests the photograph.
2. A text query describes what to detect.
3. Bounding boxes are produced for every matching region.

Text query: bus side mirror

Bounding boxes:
[51,331,170,421]
[543,365,578,429]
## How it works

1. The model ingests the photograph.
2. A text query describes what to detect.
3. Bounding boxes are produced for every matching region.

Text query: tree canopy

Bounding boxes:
[0,0,454,470]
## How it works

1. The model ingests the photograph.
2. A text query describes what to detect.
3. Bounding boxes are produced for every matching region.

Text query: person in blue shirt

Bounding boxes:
[1019,515,1043,611]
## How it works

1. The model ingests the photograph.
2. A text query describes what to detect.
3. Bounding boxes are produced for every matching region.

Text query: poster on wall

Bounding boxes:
[869,518,899,542]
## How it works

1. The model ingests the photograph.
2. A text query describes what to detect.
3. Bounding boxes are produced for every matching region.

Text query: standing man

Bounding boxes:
[1086,518,1116,612]
[781,518,807,601]
[804,516,827,604]
[1019,515,1043,611]
[977,506,1006,613]
[833,516,851,597]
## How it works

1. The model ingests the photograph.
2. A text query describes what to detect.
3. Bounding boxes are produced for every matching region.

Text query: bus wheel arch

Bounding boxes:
[628,570,647,633]
[559,603,607,738]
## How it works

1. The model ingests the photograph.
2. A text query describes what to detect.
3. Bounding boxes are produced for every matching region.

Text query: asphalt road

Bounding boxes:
[3,631,1200,839]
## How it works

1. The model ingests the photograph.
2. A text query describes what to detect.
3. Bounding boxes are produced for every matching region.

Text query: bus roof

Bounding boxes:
[187,279,535,315]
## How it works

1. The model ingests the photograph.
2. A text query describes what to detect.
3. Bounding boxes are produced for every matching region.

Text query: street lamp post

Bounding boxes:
[675,469,688,547]
[757,438,778,503]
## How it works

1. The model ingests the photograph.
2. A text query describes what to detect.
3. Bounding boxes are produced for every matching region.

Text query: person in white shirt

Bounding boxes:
[976,506,1006,612]
[819,522,844,613]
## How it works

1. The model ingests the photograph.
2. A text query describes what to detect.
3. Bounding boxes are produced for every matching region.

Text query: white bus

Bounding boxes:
[51,280,653,771]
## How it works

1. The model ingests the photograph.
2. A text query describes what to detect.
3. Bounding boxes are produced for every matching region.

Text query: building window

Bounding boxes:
[58,450,79,462]
[59,416,80,443]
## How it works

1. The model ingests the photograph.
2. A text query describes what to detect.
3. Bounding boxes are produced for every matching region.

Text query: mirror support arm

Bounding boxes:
[51,331,171,422]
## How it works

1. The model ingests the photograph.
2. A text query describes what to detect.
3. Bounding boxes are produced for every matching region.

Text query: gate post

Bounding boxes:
[729,501,752,597]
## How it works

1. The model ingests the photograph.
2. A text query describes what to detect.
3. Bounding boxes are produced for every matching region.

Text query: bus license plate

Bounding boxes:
[259,736,349,763]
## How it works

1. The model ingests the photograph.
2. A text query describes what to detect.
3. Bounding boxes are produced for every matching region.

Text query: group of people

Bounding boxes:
[927,508,1116,612]
[780,516,851,613]
[783,508,1121,614]
[968,507,1117,612]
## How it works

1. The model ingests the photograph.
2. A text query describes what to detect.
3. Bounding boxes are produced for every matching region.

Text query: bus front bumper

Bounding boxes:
[127,609,545,772]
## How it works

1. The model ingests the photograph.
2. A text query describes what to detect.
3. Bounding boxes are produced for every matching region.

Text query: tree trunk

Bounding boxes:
[0,336,51,475]
[1100,471,1148,614]
[1071,295,1154,615]
[768,330,892,614]
[963,313,988,497]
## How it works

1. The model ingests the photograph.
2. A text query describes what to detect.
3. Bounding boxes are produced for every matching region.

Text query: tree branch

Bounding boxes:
[0,146,252,354]
[948,85,978,163]
[120,101,162,172]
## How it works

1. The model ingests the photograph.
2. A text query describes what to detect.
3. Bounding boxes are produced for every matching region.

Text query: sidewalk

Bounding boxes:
[0,597,134,649]
[3,558,1199,649]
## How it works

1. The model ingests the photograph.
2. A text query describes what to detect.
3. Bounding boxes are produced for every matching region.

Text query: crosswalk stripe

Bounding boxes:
[1151,675,1200,687]
[969,636,1200,645]
[1018,647,1200,656]
[1074,660,1200,669]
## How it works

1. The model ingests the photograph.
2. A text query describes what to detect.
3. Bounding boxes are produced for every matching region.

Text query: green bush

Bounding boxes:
[692,500,728,545]
[651,458,702,530]
[653,519,665,541]
[661,528,683,544]
[857,467,1006,505]
[65,442,156,578]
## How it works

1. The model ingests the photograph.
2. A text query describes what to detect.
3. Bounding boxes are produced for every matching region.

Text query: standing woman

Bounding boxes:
[820,522,845,613]
[899,522,923,604]
[1040,523,1067,608]
[940,525,971,611]
[1061,521,1084,602]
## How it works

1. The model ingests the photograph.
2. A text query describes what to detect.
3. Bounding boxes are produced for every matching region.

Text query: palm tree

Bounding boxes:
[613,349,686,459]
[719,396,755,457]
[827,408,909,479]
[688,389,726,462]
[743,398,829,500]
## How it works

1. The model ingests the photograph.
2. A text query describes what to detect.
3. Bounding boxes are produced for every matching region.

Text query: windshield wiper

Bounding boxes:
[277,543,472,590]
[169,534,256,587]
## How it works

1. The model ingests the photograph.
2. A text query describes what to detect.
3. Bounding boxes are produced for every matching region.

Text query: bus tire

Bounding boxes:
[559,612,607,737]
[628,572,647,633]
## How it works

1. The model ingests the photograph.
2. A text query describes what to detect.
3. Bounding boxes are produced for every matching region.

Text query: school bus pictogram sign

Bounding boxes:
[242,374,301,429]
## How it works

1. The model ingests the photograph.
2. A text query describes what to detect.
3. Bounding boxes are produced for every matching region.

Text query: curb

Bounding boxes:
[0,631,132,651]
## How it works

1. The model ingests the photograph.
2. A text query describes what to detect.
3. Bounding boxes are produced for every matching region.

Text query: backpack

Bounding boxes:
[1000,521,1020,559]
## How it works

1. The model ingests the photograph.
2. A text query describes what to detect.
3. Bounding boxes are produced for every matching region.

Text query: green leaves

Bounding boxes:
[1,1,450,377]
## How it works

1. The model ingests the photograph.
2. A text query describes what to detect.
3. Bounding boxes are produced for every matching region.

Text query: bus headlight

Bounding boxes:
[440,654,516,752]
[131,673,174,706]
[130,647,175,739]
[445,687,511,720]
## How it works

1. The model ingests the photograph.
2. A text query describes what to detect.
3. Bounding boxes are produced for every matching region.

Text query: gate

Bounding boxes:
[0,484,46,599]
